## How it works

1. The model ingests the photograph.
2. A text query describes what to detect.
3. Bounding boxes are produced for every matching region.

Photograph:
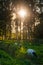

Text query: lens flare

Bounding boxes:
[18,9,27,18]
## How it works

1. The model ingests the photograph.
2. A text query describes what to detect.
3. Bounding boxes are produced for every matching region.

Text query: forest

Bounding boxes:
[0,0,43,65]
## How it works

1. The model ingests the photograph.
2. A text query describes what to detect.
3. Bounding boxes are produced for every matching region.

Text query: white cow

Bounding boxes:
[27,49,37,58]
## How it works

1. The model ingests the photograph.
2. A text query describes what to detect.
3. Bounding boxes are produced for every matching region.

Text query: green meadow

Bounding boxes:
[0,40,43,65]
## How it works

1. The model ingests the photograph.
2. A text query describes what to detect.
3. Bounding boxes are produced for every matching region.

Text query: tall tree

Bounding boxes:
[0,0,12,39]
[33,12,43,39]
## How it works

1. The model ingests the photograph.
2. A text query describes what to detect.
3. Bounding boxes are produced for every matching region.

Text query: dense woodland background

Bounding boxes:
[0,0,43,40]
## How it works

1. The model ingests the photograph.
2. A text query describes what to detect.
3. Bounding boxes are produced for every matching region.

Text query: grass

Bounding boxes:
[0,50,14,65]
[0,40,43,65]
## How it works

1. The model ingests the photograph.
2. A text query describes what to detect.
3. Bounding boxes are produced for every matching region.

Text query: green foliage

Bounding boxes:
[0,50,14,65]
[0,40,43,65]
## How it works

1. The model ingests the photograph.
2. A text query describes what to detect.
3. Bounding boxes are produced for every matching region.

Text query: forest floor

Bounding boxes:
[0,40,43,65]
